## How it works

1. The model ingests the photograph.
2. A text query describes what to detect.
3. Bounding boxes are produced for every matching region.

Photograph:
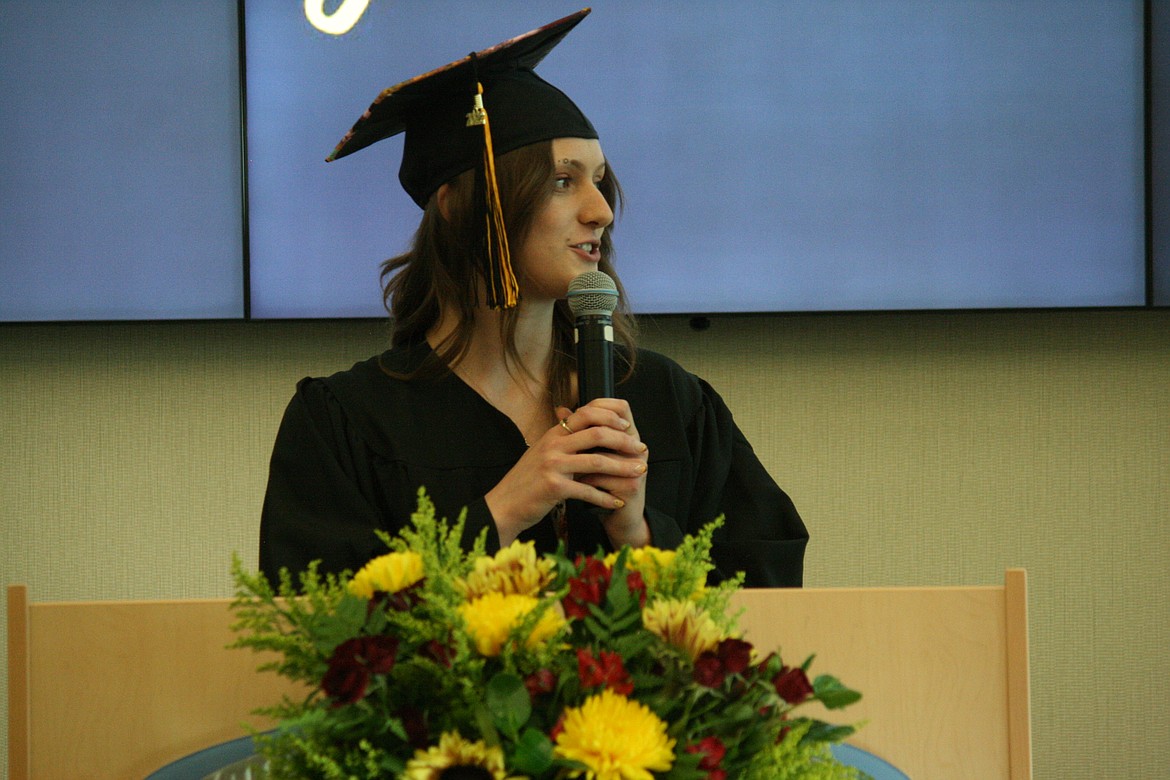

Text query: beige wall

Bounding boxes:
[2,310,1167,778]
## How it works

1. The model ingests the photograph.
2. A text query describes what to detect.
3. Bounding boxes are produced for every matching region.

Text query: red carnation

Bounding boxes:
[562,557,612,619]
[626,569,647,607]
[366,581,424,616]
[321,661,368,707]
[421,639,454,668]
[383,581,425,611]
[577,648,633,695]
[694,637,754,689]
[321,635,399,706]
[550,713,567,741]
[399,706,429,749]
[693,651,726,688]
[686,736,726,769]
[686,736,728,779]
[716,637,753,674]
[525,667,557,698]
[773,665,814,705]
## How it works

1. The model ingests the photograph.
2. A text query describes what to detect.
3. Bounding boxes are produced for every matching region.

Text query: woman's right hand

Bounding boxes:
[484,399,648,547]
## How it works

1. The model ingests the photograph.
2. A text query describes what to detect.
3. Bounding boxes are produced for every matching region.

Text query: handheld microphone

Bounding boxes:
[567,270,618,403]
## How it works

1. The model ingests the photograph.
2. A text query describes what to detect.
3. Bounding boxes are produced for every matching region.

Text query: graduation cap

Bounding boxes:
[327,8,598,309]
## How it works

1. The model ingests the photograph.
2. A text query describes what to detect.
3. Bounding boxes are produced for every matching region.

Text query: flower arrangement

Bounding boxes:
[231,490,863,779]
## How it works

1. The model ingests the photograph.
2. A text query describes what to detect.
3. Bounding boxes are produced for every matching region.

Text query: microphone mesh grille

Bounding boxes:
[567,271,619,316]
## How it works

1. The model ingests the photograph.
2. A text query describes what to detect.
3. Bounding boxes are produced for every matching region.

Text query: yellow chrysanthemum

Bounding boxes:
[348,550,424,598]
[403,731,518,780]
[459,540,555,599]
[554,689,675,780]
[641,598,723,661]
[459,591,564,657]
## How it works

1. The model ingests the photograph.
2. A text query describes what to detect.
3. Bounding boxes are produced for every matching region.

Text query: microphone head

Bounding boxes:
[567,270,619,317]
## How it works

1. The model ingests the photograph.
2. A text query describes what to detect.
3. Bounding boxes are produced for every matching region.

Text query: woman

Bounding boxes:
[259,10,807,587]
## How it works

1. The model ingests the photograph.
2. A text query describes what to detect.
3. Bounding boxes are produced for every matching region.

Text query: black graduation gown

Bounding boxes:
[259,342,807,588]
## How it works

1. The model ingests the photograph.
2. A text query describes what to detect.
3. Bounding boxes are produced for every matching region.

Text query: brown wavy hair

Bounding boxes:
[380,140,637,408]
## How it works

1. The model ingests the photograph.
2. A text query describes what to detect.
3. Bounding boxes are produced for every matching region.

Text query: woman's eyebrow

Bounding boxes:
[557,157,607,177]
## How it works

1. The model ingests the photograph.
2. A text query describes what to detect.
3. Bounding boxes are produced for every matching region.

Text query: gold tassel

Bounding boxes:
[466,82,518,308]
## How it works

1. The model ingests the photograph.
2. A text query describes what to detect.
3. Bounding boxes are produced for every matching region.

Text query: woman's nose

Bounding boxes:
[581,184,613,229]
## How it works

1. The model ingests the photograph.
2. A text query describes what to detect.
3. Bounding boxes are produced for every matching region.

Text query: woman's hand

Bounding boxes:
[484,399,650,548]
[560,400,650,548]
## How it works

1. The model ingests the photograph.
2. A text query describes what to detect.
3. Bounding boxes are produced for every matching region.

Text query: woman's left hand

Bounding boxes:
[556,399,650,549]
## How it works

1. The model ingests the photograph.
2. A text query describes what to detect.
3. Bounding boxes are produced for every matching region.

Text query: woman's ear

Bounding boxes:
[436,183,452,223]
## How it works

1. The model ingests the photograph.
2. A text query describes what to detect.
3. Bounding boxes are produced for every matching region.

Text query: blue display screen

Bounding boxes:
[244,0,1145,317]
[0,0,244,321]
[0,1,1152,321]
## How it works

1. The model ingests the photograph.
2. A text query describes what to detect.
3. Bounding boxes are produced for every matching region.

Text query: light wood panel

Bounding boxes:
[733,569,1031,779]
[9,571,1030,779]
[6,586,304,780]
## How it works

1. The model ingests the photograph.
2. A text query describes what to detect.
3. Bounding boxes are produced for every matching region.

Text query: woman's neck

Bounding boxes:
[427,300,559,436]
[432,296,553,365]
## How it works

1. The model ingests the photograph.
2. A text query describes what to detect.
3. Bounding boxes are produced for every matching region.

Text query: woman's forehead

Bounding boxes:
[551,137,606,168]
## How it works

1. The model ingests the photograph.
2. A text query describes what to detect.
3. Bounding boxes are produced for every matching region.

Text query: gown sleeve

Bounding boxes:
[638,368,807,588]
[258,377,500,586]
[693,376,808,587]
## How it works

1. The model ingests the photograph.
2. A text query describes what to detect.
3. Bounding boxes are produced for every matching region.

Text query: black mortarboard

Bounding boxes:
[326,9,598,308]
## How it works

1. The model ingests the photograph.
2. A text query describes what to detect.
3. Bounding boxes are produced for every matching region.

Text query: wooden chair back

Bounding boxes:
[8,570,1030,779]
[733,568,1031,779]
[6,586,304,780]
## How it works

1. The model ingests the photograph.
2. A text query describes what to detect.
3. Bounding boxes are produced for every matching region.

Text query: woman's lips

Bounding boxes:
[570,241,601,262]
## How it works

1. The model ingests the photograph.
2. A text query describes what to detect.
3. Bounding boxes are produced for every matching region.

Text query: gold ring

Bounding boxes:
[559,418,575,434]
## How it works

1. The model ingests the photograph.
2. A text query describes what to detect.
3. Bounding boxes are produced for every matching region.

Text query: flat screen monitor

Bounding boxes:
[244,0,1146,318]
[0,1,1151,322]
[0,0,244,322]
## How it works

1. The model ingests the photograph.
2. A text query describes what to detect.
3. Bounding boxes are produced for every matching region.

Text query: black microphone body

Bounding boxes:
[567,271,620,521]
[567,271,619,404]
[566,271,622,521]
[575,313,614,404]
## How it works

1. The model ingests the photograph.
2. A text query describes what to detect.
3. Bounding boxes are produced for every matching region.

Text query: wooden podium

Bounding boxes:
[8,571,1030,779]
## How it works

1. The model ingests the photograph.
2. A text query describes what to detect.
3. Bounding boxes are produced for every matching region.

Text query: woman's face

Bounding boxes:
[515,137,614,302]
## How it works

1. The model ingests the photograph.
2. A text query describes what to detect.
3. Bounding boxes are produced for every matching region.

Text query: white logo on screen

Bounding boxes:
[305,0,370,35]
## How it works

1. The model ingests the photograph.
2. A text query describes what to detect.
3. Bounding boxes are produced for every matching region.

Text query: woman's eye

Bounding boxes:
[553,174,573,190]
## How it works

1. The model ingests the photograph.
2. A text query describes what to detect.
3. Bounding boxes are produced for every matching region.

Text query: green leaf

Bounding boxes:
[812,675,862,710]
[608,569,631,603]
[509,727,555,774]
[801,719,857,744]
[607,609,643,634]
[486,672,531,735]
[719,701,758,723]
[314,594,371,649]
[472,700,500,746]
[660,750,707,780]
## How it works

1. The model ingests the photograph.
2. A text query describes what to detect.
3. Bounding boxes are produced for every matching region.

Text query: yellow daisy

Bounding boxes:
[403,731,518,780]
[459,540,555,599]
[554,689,675,780]
[641,598,723,661]
[459,592,564,657]
[608,549,673,580]
[348,550,425,598]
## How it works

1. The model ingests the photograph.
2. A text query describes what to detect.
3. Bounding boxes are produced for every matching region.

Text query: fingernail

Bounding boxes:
[634,463,647,475]
[639,442,648,452]
[613,498,625,509]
